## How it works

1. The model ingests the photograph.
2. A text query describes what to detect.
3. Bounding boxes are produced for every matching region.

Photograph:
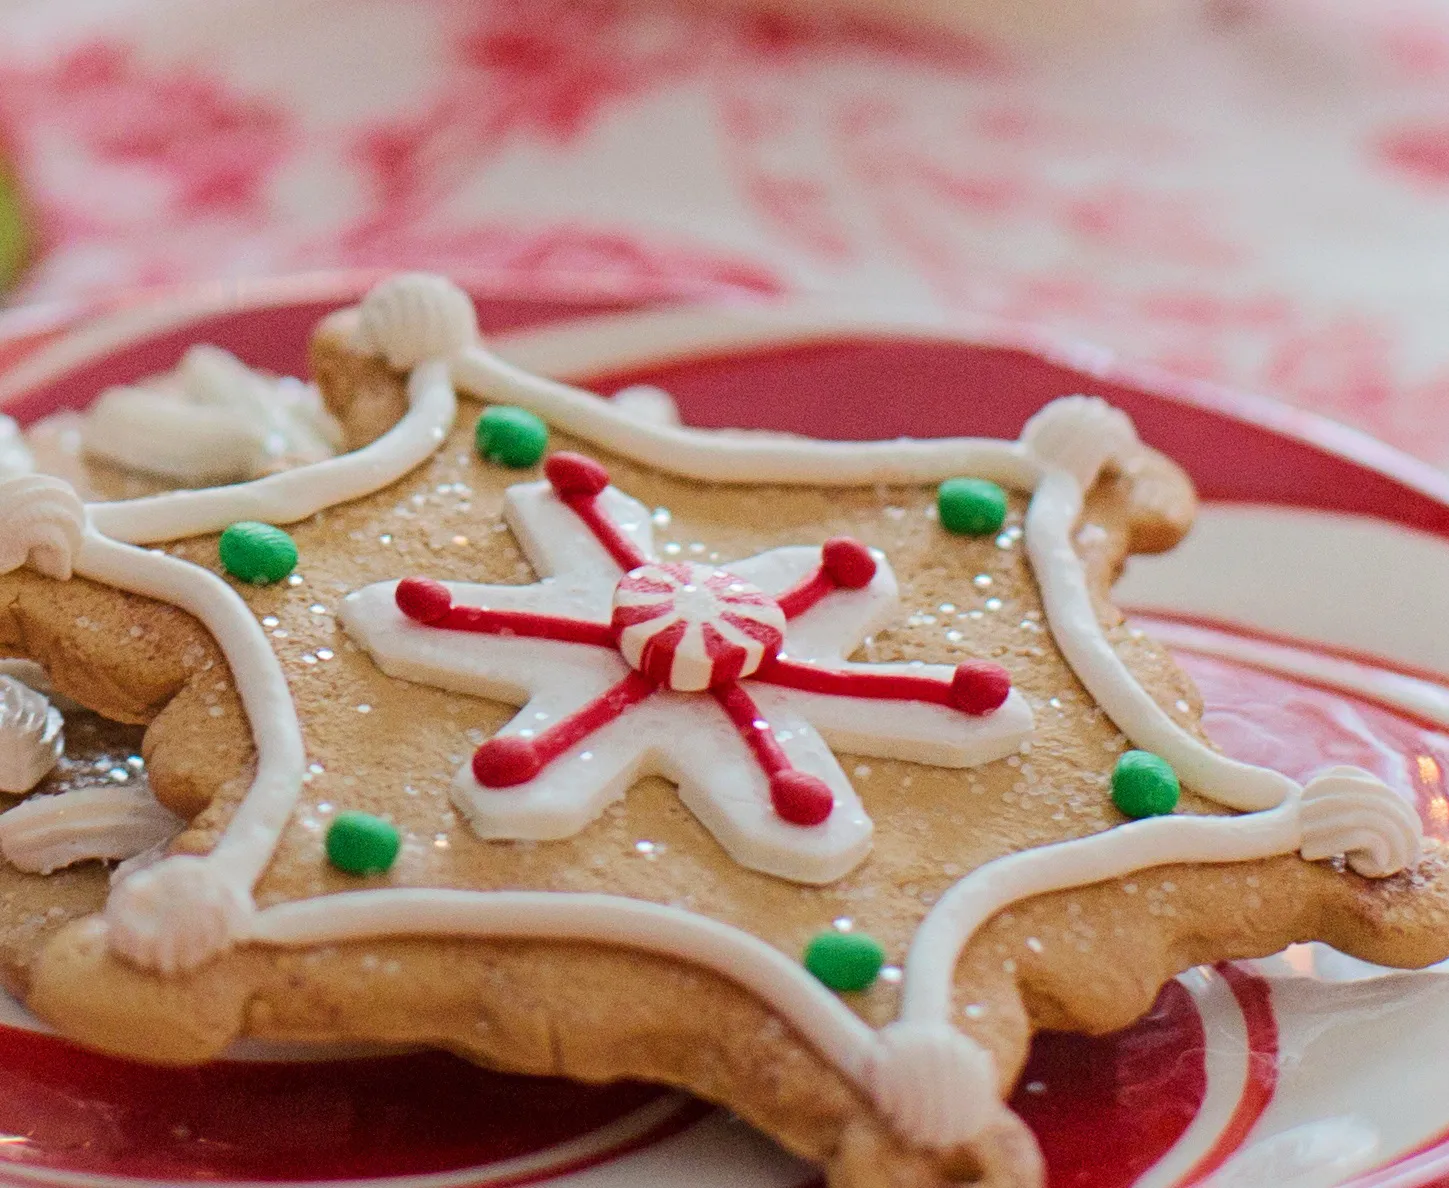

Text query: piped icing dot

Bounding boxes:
[804,929,885,991]
[770,770,834,826]
[475,406,548,468]
[545,451,610,498]
[1111,750,1180,818]
[218,522,298,585]
[937,478,1007,537]
[472,736,543,788]
[396,576,452,624]
[325,811,401,876]
[821,537,877,589]
[950,661,1012,716]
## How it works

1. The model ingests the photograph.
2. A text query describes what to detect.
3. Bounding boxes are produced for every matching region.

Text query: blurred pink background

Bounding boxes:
[1,0,1448,463]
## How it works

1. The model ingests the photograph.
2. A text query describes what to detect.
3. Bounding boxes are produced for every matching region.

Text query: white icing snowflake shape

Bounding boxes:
[340,453,1033,883]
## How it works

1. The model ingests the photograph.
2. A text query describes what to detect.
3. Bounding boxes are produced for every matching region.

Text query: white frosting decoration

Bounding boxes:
[867,1021,1000,1149]
[106,854,253,975]
[1019,394,1137,490]
[81,346,342,486]
[1299,766,1422,877]
[71,530,305,968]
[0,785,181,874]
[20,412,92,498]
[340,480,1032,885]
[0,675,63,794]
[0,416,35,480]
[611,384,681,427]
[356,272,480,370]
[0,275,1424,1155]
[1026,469,1299,814]
[0,475,86,580]
[86,359,455,544]
[452,348,1043,490]
[902,801,1304,1027]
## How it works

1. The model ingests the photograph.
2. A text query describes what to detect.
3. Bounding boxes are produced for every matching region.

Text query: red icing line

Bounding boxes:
[563,493,648,572]
[473,671,657,787]
[712,681,834,825]
[776,537,877,619]
[755,657,958,706]
[755,657,1010,715]
[440,605,617,649]
[714,681,791,776]
[776,569,835,619]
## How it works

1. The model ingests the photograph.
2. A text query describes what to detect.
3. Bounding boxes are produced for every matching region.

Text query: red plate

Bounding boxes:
[3,276,1448,1188]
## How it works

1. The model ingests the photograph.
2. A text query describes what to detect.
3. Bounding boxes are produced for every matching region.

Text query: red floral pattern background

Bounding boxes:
[2,0,1449,462]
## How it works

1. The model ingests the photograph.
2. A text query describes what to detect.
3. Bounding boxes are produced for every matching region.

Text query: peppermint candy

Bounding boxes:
[611,562,786,691]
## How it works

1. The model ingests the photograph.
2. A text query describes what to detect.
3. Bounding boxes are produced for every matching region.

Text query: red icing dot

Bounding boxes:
[770,770,834,826]
[396,576,452,624]
[821,537,876,589]
[545,452,609,498]
[472,737,543,787]
[951,660,1011,715]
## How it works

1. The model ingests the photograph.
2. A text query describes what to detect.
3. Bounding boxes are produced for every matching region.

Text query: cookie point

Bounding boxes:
[545,452,609,498]
[821,537,876,589]
[951,660,1011,715]
[395,576,452,624]
[770,770,834,826]
[473,736,543,788]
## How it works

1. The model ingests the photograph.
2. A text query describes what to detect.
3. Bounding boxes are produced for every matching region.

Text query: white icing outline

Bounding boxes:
[75,533,306,892]
[0,274,1423,1153]
[453,347,1044,489]
[86,360,455,544]
[1027,470,1299,814]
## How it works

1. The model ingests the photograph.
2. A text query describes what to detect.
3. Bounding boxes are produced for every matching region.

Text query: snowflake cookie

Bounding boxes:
[0,273,1437,1188]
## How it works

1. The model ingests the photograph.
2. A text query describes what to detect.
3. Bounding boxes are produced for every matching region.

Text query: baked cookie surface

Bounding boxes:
[0,274,1438,1188]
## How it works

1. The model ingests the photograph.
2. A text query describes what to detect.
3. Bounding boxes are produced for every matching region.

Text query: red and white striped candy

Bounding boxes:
[611,563,786,691]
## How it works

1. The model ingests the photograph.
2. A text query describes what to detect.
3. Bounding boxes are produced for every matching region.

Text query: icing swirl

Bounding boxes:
[0,675,63,794]
[866,1021,999,1149]
[106,855,253,974]
[1019,394,1138,489]
[357,273,479,370]
[0,475,86,580]
[1298,765,1423,877]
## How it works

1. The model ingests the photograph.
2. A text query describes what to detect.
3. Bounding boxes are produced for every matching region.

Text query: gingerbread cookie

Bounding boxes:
[0,274,1437,1188]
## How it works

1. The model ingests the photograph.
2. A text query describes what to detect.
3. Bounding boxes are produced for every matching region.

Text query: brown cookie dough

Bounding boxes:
[1,302,1442,1188]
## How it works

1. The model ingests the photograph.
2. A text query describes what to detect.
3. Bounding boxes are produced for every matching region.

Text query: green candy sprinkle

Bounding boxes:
[476,406,548,468]
[937,477,1008,537]
[219,522,298,584]
[326,811,401,876]
[1112,750,1181,819]
[804,930,886,992]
